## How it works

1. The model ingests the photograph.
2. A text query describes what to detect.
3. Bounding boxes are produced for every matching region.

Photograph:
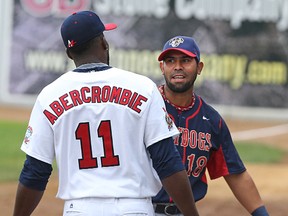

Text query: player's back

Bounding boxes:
[35,64,171,200]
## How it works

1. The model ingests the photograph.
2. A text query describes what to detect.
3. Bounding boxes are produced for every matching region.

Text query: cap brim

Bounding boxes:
[105,23,117,31]
[158,48,197,61]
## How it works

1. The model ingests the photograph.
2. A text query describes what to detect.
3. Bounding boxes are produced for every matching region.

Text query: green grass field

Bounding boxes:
[235,142,285,164]
[0,120,285,182]
[0,121,27,182]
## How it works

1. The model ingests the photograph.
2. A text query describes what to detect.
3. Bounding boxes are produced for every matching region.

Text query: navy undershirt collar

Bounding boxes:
[73,63,112,73]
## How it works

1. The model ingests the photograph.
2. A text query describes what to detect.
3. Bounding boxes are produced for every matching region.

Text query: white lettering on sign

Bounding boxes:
[20,0,288,30]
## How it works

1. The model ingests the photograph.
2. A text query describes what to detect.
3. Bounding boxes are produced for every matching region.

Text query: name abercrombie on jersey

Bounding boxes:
[21,64,179,200]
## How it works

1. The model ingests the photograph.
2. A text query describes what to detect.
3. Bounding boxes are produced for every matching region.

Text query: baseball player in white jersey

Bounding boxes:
[13,11,199,216]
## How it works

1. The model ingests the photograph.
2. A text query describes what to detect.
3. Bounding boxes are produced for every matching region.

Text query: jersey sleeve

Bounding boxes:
[20,98,55,164]
[147,137,185,180]
[207,118,246,179]
[144,85,179,147]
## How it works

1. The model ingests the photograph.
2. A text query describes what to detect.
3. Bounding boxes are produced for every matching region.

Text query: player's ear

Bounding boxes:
[160,61,165,75]
[197,61,204,75]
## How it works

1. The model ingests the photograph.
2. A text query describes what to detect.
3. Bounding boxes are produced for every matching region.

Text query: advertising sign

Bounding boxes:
[1,0,288,118]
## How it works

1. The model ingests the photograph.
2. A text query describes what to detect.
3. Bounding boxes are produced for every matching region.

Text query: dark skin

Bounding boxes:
[67,34,110,67]
[13,183,44,216]
[161,172,199,216]
[13,36,200,216]
[13,36,109,216]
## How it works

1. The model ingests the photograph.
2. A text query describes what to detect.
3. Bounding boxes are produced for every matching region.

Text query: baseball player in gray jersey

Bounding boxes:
[13,11,199,216]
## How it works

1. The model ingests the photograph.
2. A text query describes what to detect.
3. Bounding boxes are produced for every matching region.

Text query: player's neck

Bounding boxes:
[163,85,194,107]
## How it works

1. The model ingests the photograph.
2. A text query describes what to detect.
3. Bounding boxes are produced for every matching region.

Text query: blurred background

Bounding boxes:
[1,0,288,119]
[0,0,287,215]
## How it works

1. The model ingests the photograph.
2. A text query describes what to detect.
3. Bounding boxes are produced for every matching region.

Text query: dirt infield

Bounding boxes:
[1,106,288,215]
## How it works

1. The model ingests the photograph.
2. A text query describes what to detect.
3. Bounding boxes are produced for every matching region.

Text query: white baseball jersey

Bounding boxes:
[21,63,179,200]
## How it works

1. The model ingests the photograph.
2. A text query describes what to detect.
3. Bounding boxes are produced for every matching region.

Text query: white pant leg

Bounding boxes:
[63,197,154,216]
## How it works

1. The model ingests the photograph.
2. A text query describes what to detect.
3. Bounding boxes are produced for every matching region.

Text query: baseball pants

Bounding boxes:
[63,197,154,216]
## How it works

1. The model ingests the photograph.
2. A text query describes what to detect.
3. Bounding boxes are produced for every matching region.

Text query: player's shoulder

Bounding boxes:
[196,95,231,134]
[197,95,217,113]
[197,94,223,121]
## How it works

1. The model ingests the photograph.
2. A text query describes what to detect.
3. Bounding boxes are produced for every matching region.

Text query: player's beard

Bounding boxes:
[164,73,196,93]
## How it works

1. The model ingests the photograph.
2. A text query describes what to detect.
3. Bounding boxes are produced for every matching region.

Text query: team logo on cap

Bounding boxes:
[169,37,184,47]
[68,40,76,48]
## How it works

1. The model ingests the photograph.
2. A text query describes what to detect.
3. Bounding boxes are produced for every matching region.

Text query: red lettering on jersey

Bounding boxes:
[59,93,73,111]
[81,87,91,103]
[44,85,148,125]
[181,128,189,147]
[91,86,101,103]
[102,86,111,102]
[174,135,180,145]
[109,87,122,103]
[128,92,138,108]
[175,128,212,151]
[43,109,58,125]
[198,132,206,150]
[119,89,132,105]
[175,127,184,146]
[205,133,212,151]
[50,101,64,117]
[131,95,148,113]
[69,90,83,106]
[189,130,197,149]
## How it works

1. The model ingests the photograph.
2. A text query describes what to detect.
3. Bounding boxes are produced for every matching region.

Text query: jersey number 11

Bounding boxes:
[75,120,120,169]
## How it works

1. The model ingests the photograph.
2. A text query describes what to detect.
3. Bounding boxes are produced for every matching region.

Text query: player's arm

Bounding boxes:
[216,118,269,215]
[224,171,269,216]
[13,183,44,216]
[13,155,52,216]
[147,137,199,216]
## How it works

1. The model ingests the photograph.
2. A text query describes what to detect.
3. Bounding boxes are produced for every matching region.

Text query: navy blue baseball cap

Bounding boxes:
[158,36,200,62]
[61,11,117,48]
